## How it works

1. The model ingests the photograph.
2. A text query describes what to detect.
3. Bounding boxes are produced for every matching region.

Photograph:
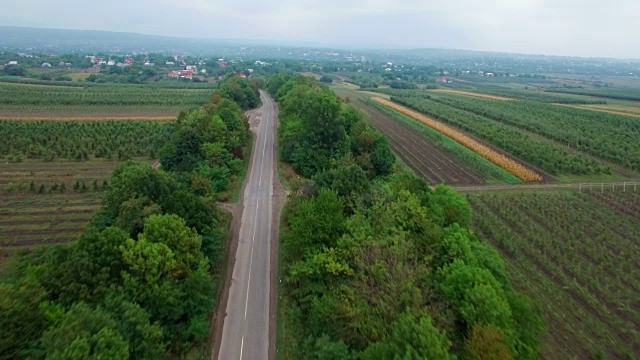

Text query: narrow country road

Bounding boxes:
[218,91,278,360]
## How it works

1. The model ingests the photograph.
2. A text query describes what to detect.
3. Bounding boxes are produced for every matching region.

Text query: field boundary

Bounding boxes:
[455,181,640,192]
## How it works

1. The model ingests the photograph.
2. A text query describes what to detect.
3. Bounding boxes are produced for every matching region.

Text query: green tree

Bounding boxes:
[363,314,455,360]
[0,280,49,359]
[42,303,129,360]
[319,75,333,83]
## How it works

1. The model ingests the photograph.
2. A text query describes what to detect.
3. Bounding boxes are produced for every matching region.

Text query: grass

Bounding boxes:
[366,98,522,184]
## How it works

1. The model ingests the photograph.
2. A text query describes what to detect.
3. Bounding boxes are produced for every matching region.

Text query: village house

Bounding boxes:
[41,62,52,67]
[166,61,174,65]
[7,61,18,65]
[125,57,134,65]
[168,71,180,78]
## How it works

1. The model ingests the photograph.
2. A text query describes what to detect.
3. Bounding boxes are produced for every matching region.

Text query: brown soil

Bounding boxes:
[0,217,90,226]
[1,237,77,247]
[354,99,485,185]
[432,89,514,101]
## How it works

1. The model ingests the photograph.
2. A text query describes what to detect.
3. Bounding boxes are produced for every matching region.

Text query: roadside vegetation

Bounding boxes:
[272,75,543,359]
[0,77,257,359]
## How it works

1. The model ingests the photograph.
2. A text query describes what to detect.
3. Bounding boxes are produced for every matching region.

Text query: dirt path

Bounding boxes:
[431,89,513,101]
[454,180,640,192]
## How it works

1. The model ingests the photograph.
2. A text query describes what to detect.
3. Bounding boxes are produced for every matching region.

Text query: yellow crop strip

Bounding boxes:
[373,97,543,183]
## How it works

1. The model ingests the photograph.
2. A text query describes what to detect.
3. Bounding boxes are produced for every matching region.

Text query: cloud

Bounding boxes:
[1,0,639,58]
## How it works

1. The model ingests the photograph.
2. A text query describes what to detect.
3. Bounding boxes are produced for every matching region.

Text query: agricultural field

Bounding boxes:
[373,97,540,182]
[0,192,103,253]
[562,103,640,119]
[545,87,640,101]
[425,93,640,173]
[357,98,520,185]
[0,158,153,256]
[466,189,640,360]
[389,96,619,179]
[0,160,121,193]
[1,120,171,161]
[0,81,214,119]
[431,88,513,101]
[0,118,170,257]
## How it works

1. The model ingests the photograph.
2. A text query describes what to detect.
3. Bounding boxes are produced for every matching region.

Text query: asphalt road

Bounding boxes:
[219,91,276,360]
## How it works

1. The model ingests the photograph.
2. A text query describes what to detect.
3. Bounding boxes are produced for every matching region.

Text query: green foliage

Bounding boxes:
[319,75,333,84]
[0,76,250,358]
[0,120,171,161]
[427,93,640,172]
[277,76,395,178]
[0,82,214,106]
[278,84,543,359]
[363,314,455,360]
[160,96,249,199]
[218,76,260,110]
[0,279,49,359]
[42,303,129,360]
[392,95,608,175]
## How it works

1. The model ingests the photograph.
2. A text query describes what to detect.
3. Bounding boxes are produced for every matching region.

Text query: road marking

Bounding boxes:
[244,201,259,320]
[240,336,244,360]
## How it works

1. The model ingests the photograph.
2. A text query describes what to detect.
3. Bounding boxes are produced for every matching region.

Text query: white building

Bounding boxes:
[7,61,18,65]
[41,62,52,67]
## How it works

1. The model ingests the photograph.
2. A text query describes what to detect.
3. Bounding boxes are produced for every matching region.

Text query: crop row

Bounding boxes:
[428,93,640,171]
[467,190,640,359]
[366,100,521,184]
[545,87,640,101]
[373,98,541,182]
[441,83,607,104]
[0,82,214,106]
[0,77,216,89]
[1,120,172,161]
[390,96,608,176]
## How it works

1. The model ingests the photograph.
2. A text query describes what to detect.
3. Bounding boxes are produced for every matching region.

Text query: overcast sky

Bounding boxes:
[1,0,638,58]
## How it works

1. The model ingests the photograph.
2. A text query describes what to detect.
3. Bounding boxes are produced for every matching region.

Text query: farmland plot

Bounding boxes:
[467,190,640,359]
[359,99,521,185]
[0,192,102,250]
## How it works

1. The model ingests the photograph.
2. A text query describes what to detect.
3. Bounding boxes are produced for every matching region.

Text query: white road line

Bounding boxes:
[244,201,259,320]
[241,94,270,352]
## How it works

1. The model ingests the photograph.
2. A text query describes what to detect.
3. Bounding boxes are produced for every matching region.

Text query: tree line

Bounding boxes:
[271,76,545,359]
[0,77,259,359]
